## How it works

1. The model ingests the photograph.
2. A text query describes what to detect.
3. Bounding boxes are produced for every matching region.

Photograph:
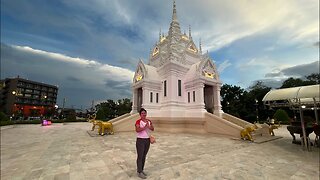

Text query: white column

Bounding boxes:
[213,84,223,116]
[130,88,138,114]
[142,87,147,108]
[197,84,205,109]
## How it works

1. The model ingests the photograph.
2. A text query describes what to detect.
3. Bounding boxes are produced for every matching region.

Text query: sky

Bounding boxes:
[1,0,319,109]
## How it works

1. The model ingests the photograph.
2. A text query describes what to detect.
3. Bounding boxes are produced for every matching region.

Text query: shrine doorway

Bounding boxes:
[204,84,214,113]
[137,88,143,112]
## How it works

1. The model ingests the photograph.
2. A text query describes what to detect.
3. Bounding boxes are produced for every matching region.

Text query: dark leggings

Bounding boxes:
[136,138,150,173]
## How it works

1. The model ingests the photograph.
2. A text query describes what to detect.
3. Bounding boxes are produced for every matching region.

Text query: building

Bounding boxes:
[0,76,58,118]
[112,1,259,138]
[131,1,222,118]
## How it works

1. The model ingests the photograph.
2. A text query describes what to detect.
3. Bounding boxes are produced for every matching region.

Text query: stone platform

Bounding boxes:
[1,123,319,180]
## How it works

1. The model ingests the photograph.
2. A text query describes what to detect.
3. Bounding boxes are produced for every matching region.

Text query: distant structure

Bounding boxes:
[131,0,222,118]
[0,76,58,118]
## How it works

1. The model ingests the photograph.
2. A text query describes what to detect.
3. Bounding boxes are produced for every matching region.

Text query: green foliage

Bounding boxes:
[95,98,132,120]
[220,73,316,123]
[273,109,290,124]
[280,77,317,89]
[0,121,14,126]
[0,112,10,121]
[14,120,42,124]
[306,73,320,84]
[66,113,77,122]
[96,108,106,120]
[51,119,64,123]
[221,82,271,123]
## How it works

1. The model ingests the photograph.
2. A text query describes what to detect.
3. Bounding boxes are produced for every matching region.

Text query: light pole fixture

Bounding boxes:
[226,101,230,113]
[255,99,259,122]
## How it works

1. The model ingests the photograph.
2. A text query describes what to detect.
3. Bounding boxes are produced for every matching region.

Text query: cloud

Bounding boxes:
[255,61,320,88]
[1,0,319,106]
[217,60,232,73]
[1,43,134,107]
[265,61,319,79]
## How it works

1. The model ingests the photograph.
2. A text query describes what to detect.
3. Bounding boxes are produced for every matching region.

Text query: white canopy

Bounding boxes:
[262,85,320,106]
[263,85,319,151]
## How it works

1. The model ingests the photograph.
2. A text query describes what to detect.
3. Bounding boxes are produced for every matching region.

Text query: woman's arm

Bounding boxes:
[148,120,154,131]
[135,123,147,132]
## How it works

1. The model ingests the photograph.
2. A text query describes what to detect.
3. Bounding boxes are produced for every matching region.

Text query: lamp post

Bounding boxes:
[41,95,48,119]
[62,97,66,120]
[226,101,230,113]
[255,99,259,122]
[11,90,23,120]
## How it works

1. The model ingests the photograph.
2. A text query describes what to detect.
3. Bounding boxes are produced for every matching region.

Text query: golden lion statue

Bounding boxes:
[97,121,114,136]
[87,113,100,131]
[89,119,102,131]
[240,125,256,142]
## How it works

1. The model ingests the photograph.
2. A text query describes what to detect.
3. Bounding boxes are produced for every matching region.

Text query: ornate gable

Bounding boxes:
[186,41,198,54]
[133,60,146,83]
[198,58,219,80]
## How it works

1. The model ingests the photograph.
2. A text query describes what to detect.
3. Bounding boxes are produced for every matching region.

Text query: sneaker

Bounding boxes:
[142,171,147,176]
[137,172,147,179]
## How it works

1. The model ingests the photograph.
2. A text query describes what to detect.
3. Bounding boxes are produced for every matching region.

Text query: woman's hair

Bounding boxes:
[139,108,147,115]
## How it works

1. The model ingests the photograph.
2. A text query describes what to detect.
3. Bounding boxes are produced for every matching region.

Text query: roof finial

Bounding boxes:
[199,38,202,54]
[159,28,162,41]
[168,0,181,36]
[172,0,177,22]
[189,25,192,39]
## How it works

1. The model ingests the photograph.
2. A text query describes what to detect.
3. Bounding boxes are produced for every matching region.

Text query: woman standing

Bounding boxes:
[135,108,154,179]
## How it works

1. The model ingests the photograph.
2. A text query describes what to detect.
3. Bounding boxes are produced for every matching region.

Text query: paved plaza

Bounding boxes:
[1,122,319,180]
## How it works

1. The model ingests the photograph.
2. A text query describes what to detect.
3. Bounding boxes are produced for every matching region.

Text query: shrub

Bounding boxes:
[14,120,41,124]
[51,119,64,123]
[0,112,10,121]
[65,113,77,122]
[273,109,290,124]
[0,121,14,126]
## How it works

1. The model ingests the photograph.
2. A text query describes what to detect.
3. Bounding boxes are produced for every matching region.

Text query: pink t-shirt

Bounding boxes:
[135,119,151,138]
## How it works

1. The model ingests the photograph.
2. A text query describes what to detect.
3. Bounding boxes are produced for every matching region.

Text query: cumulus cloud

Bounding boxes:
[265,61,319,79]
[1,0,319,105]
[217,59,232,73]
[255,61,320,88]
[1,43,134,107]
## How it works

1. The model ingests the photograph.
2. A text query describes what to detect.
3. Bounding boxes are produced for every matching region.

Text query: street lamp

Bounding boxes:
[226,101,230,113]
[255,99,259,122]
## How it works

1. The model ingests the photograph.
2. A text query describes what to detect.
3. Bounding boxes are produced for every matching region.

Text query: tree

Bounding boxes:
[280,75,317,89]
[280,78,303,88]
[221,84,246,118]
[96,108,106,120]
[116,98,132,116]
[0,112,10,121]
[247,81,272,122]
[273,109,290,124]
[95,98,132,120]
[306,73,320,84]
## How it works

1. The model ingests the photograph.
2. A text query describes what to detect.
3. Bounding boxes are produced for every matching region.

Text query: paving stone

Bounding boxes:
[1,123,319,180]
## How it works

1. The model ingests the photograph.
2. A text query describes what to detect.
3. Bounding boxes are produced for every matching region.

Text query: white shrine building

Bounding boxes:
[112,1,261,137]
[131,1,222,118]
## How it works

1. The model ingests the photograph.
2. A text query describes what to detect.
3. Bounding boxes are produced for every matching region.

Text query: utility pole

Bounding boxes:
[62,97,66,120]
[91,100,94,112]
[255,99,259,123]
